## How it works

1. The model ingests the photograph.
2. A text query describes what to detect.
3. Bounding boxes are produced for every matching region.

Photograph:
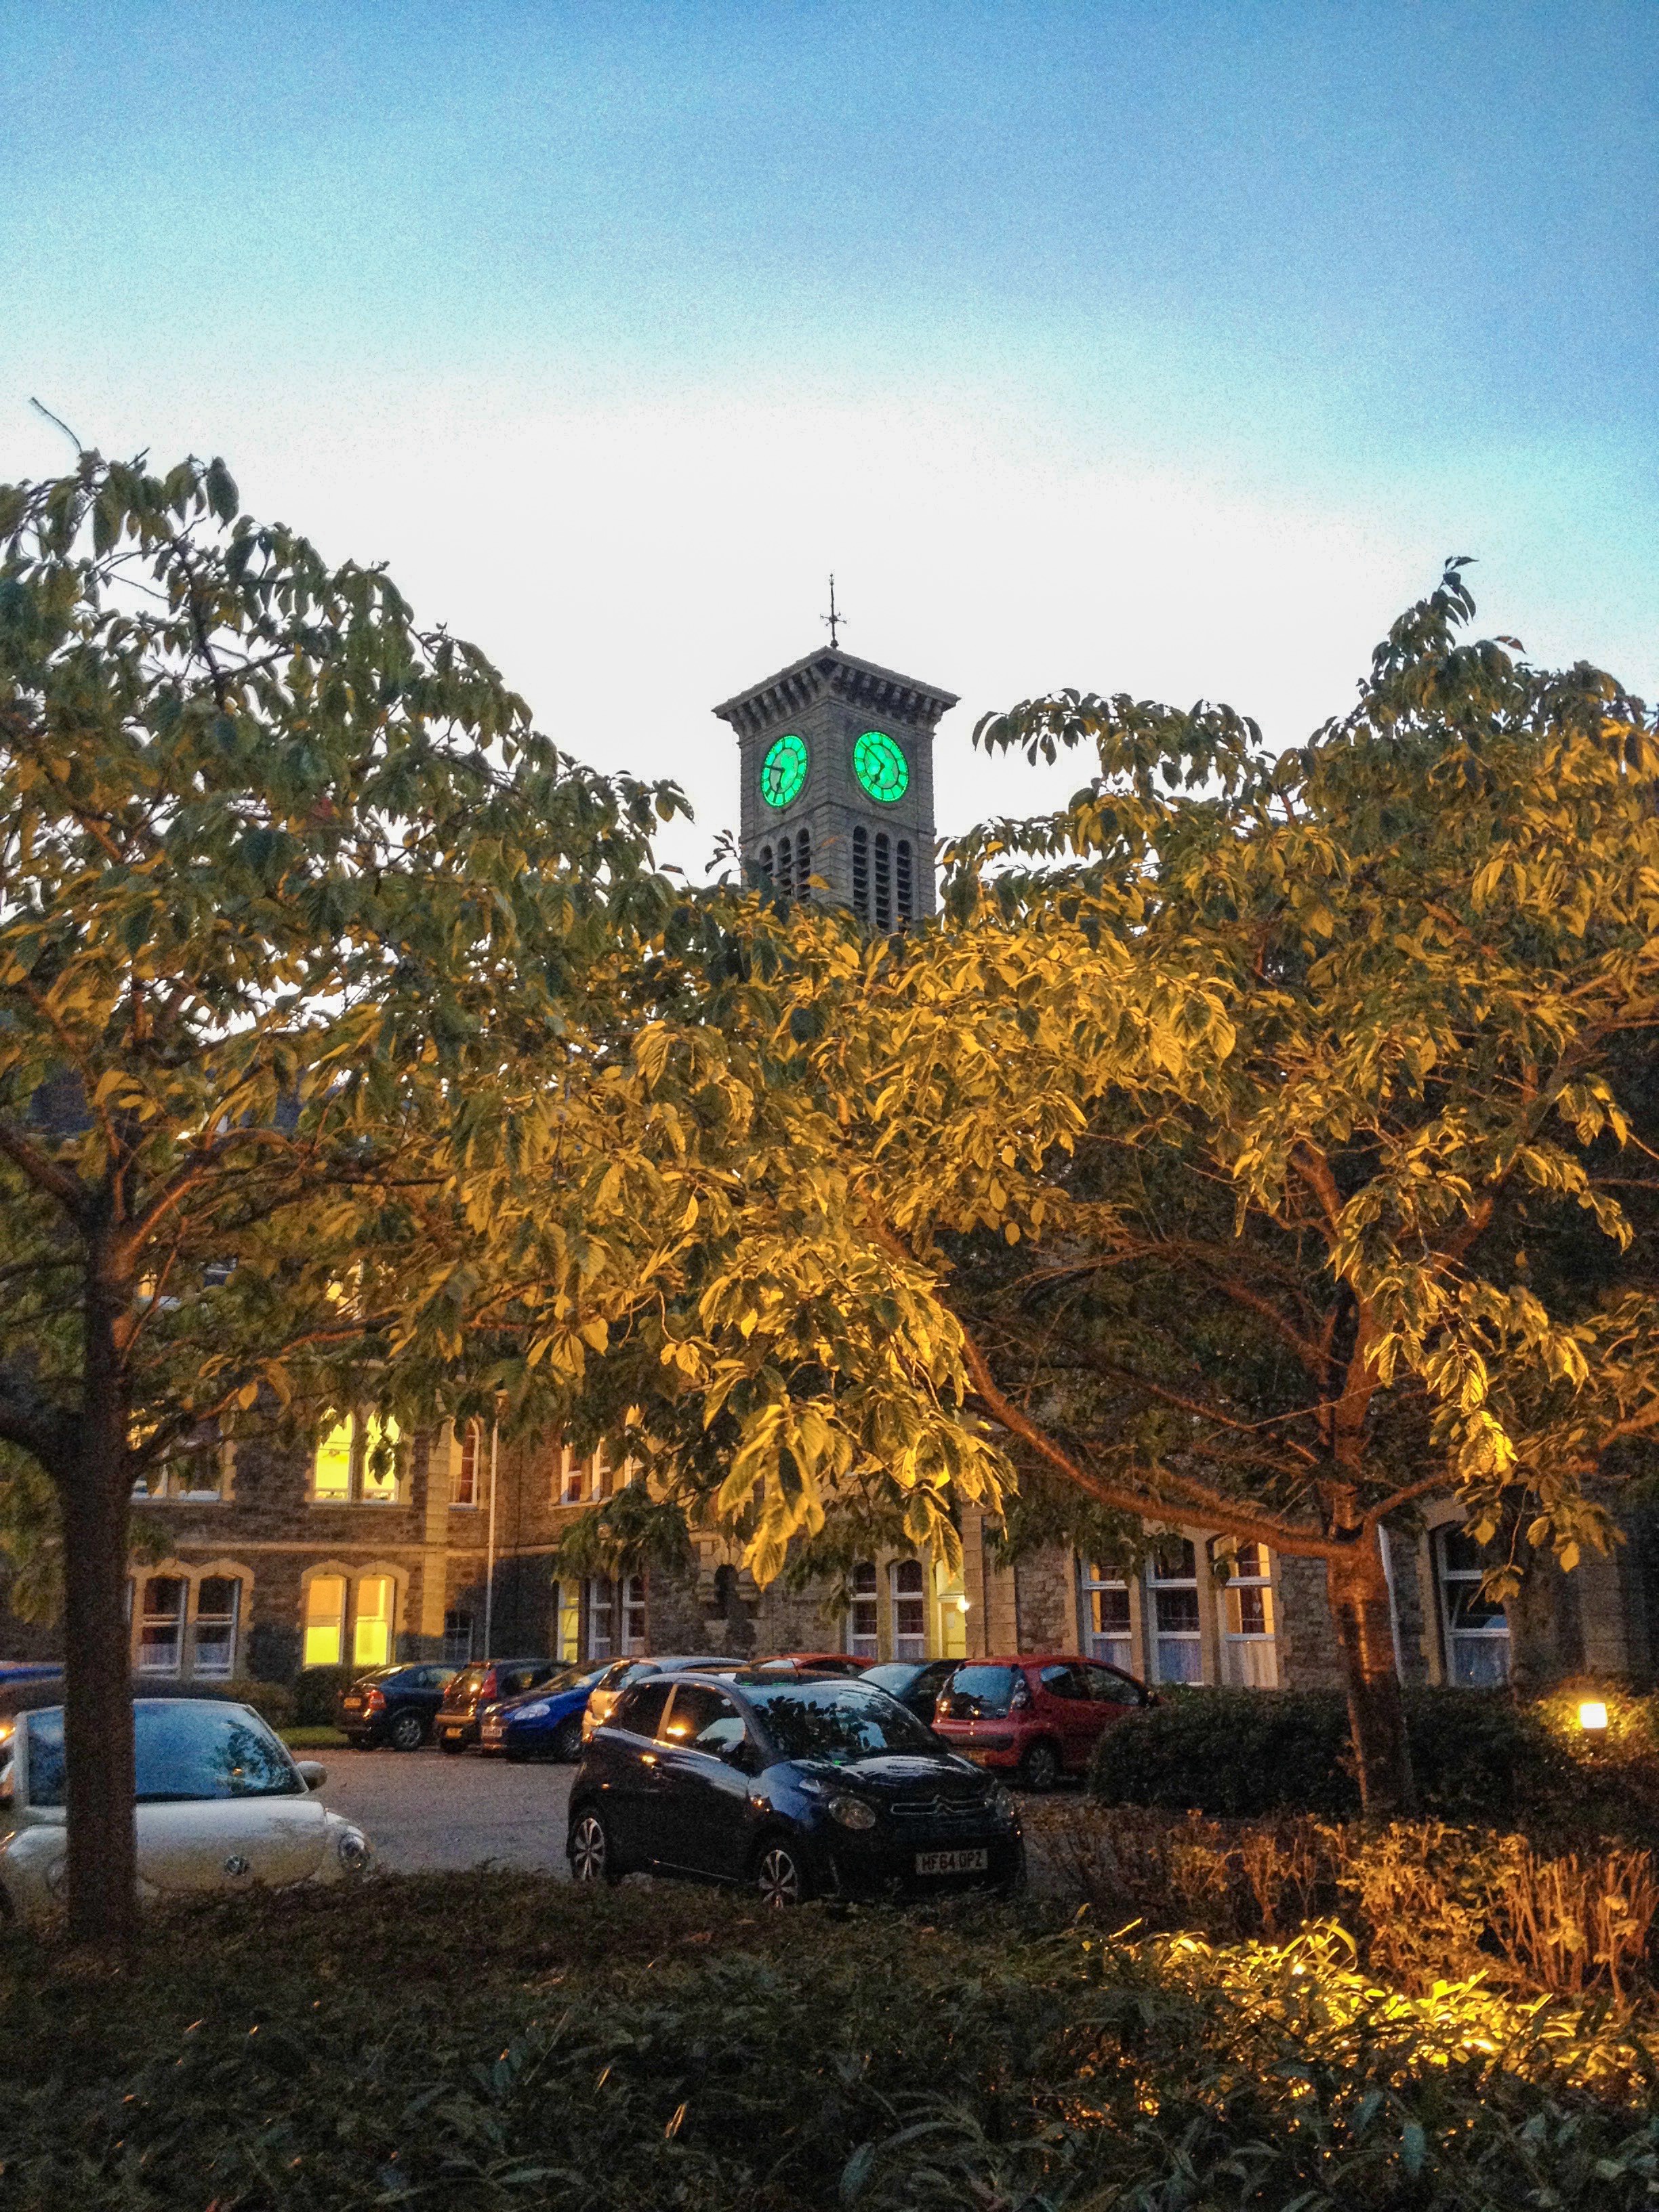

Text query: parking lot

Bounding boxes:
[315,1748,575,1876]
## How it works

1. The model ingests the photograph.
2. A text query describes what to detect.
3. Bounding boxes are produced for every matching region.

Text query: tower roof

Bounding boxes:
[712,645,958,742]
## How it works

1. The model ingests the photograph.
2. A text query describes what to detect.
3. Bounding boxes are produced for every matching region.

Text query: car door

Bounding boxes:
[1036,1664,1095,1771]
[1081,1664,1146,1749]
[651,1683,756,1878]
[597,1679,675,1861]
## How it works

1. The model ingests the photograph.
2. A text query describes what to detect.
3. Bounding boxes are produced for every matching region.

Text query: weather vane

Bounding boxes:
[822,574,847,649]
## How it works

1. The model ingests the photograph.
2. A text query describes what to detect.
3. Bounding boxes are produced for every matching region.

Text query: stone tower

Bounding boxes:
[713,645,958,925]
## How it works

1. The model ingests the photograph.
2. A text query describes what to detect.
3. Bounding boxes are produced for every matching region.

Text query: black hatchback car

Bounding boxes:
[436,1657,565,1753]
[567,1670,1023,1904]
[337,1662,457,1750]
[860,1658,961,1726]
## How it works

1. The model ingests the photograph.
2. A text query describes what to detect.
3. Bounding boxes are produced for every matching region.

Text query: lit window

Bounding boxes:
[1437,1528,1511,1686]
[935,1560,968,1660]
[621,1574,647,1655]
[313,1417,354,1501]
[586,1578,614,1662]
[1221,1542,1278,1687]
[359,1416,401,1504]
[304,1575,347,1667]
[554,1580,580,1663]
[192,1576,242,1680]
[137,1577,186,1676]
[135,1433,233,1501]
[1082,1561,1133,1672]
[891,1559,927,1662]
[442,1609,474,1664]
[848,1561,879,1660]
[453,1422,481,1509]
[354,1575,395,1667]
[1148,1541,1204,1685]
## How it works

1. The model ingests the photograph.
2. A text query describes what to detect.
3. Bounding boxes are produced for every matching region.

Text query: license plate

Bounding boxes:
[964,1750,997,1765]
[916,1849,987,1876]
[442,1726,463,1738]
[483,1724,502,1741]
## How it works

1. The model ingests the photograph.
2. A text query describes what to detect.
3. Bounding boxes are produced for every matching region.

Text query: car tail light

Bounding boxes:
[365,1687,386,1713]
[1009,1675,1033,1711]
[478,1670,497,1702]
[934,1693,954,1719]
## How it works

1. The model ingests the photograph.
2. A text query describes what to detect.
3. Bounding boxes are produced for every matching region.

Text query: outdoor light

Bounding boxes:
[1578,1699,1609,1732]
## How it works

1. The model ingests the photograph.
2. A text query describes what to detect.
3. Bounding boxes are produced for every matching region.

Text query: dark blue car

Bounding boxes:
[478,1664,610,1762]
[567,1670,1025,1904]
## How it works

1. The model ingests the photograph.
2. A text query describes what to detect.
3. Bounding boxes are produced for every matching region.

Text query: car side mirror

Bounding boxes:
[295,1760,327,1790]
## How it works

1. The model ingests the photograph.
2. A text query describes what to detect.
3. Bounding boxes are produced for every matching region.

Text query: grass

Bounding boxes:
[2,1875,1658,2209]
[279,1725,348,1750]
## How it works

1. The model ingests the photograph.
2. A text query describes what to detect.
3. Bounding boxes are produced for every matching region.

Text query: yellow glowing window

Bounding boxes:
[360,1414,401,1504]
[354,1575,394,1666]
[313,1417,354,1501]
[304,1575,346,1667]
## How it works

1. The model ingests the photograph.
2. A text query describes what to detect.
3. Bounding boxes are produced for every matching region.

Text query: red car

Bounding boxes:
[749,1652,868,1680]
[931,1656,1153,1790]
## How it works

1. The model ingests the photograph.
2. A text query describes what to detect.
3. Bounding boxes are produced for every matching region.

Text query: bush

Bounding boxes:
[1090,1685,1585,1824]
[220,1676,296,1729]
[291,1664,356,1727]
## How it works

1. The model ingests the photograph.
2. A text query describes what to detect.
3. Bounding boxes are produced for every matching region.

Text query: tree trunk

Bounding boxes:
[1326,1528,1416,1819]
[58,1294,139,1950]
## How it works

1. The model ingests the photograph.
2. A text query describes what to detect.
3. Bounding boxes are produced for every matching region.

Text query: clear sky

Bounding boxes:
[2,1,1654,873]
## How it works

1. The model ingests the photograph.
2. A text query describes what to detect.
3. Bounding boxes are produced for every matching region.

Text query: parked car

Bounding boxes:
[579,1654,745,1744]
[930,1656,1152,1790]
[567,1668,1023,1904]
[337,1662,457,1751]
[436,1657,566,1753]
[860,1658,961,1727]
[0,1697,372,1925]
[478,1664,613,1761]
[747,1652,867,1681]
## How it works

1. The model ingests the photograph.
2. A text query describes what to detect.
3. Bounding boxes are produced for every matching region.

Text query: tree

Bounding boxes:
[0,450,681,1944]
[535,567,1659,1816]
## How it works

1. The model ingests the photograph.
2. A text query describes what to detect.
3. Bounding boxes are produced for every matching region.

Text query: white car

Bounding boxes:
[0,1696,373,1925]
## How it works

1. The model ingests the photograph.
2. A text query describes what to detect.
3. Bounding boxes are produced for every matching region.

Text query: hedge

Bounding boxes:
[1087,1685,1624,1825]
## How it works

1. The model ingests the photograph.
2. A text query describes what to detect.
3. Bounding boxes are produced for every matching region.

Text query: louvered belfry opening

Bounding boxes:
[852,824,870,920]
[777,833,795,899]
[896,838,914,922]
[874,830,893,930]
[796,823,811,890]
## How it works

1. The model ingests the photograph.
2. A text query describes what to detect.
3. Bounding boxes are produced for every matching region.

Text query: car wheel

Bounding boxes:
[569,1808,622,1886]
[552,1715,583,1763]
[1018,1739,1061,1793]
[438,1734,466,1755]
[755,1839,810,1908]
[388,1711,426,1753]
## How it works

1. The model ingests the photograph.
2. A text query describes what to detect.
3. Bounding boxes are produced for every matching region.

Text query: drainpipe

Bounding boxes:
[1379,1522,1406,1679]
[483,1421,500,1660]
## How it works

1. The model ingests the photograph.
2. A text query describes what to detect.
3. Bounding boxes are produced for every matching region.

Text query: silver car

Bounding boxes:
[0,1698,373,1925]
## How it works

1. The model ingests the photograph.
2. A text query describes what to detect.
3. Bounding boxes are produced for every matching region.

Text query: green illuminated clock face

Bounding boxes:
[760,732,808,808]
[853,729,909,804]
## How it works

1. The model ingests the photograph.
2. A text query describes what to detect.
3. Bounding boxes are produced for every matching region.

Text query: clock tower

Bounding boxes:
[712,644,958,925]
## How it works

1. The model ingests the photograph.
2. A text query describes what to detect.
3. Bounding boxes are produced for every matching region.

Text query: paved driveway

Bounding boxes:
[314,1748,574,1876]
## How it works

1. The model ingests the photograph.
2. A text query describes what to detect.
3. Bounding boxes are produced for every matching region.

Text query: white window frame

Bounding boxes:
[311,1412,404,1505]
[586,1576,615,1662]
[190,1574,243,1679]
[451,1421,482,1509]
[352,1572,397,1668]
[136,1574,188,1677]
[1147,1540,1205,1685]
[302,1572,349,1668]
[890,1559,927,1662]
[847,1561,879,1661]
[1080,1561,1134,1672]
[1219,1542,1278,1687]
[621,1573,647,1656]
[1436,1525,1511,1686]
[442,1608,475,1664]
[134,1435,235,1502]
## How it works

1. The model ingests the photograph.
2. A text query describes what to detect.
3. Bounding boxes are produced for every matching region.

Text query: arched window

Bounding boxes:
[621,1573,648,1654]
[1437,1527,1511,1685]
[192,1576,242,1680]
[353,1574,396,1667]
[1081,1561,1132,1671]
[713,1562,739,1616]
[303,1574,348,1668]
[137,1576,187,1676]
[796,823,812,890]
[1220,1542,1278,1687]
[847,1561,879,1660]
[874,831,893,930]
[778,834,795,897]
[890,1559,926,1661]
[452,1420,483,1508]
[895,839,914,922]
[852,826,870,920]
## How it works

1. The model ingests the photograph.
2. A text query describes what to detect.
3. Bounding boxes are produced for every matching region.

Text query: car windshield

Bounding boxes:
[26,1702,303,1806]
[861,1663,922,1694]
[745,1681,940,1764]
[945,1666,1017,1718]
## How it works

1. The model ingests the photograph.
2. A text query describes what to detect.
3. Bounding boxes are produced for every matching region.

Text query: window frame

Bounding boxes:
[846,1561,880,1661]
[1147,1540,1205,1685]
[890,1558,927,1663]
[1435,1525,1512,1687]
[310,1410,406,1506]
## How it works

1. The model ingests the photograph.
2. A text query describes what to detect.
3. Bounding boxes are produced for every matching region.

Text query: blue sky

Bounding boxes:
[2,1,1654,868]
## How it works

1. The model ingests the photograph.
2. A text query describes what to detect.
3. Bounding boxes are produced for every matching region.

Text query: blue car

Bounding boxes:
[478,1664,610,1762]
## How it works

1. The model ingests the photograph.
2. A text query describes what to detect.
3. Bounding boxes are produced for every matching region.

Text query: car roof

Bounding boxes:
[632,1654,743,1670]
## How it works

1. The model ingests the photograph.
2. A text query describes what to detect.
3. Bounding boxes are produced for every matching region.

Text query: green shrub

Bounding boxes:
[220,1676,296,1729]
[291,1664,356,1727]
[1090,1685,1577,1822]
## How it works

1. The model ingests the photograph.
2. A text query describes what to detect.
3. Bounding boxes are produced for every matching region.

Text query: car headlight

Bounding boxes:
[514,1701,551,1722]
[827,1794,877,1832]
[337,1827,371,1875]
[987,1784,1017,1828]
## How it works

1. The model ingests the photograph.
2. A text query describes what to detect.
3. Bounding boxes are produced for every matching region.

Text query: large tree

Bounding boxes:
[0,451,680,1944]
[537,567,1659,1815]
